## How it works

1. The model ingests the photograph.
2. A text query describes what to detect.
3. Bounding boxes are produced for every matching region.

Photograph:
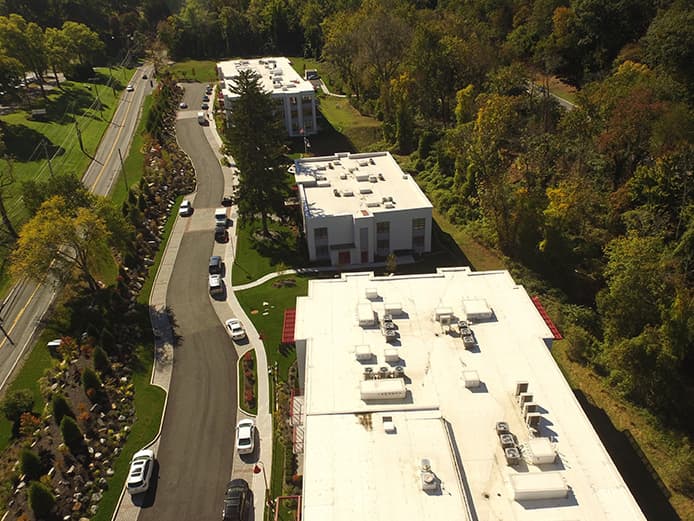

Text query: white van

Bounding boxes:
[197,111,205,124]
[214,207,228,227]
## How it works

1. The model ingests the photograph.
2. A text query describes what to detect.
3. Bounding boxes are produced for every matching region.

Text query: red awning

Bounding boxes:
[282,309,296,344]
[531,296,563,340]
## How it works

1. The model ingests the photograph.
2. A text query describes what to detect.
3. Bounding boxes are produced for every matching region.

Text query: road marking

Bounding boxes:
[89,70,143,191]
[0,282,43,350]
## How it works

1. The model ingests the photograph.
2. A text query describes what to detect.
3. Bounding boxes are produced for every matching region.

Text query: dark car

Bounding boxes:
[215,224,228,243]
[222,479,250,521]
[221,195,234,207]
[201,102,209,110]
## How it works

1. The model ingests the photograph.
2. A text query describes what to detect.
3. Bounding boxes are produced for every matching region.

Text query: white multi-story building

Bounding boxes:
[292,267,647,521]
[217,57,317,137]
[295,152,432,266]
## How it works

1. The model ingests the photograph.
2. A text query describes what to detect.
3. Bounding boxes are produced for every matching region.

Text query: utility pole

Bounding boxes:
[75,121,85,153]
[41,140,55,178]
[118,147,128,191]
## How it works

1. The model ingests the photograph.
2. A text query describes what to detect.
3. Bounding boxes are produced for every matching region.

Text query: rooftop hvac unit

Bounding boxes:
[369,175,378,183]
[359,187,373,194]
[355,345,373,361]
[499,433,515,449]
[518,392,533,407]
[495,421,510,435]
[333,188,340,197]
[358,159,369,167]
[339,173,347,180]
[526,437,556,465]
[394,365,405,378]
[526,412,542,429]
[316,180,331,187]
[328,162,334,169]
[378,366,389,378]
[463,370,480,388]
[384,302,403,316]
[504,447,521,466]
[420,459,438,492]
[355,172,370,181]
[384,202,395,209]
[522,402,538,419]
[343,190,354,197]
[366,201,380,208]
[384,348,399,362]
[363,367,374,380]
[515,381,529,396]
[378,173,385,181]
[403,174,409,179]
[369,158,376,165]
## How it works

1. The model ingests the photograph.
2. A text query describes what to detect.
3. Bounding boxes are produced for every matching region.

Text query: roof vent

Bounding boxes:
[333,188,341,197]
[328,163,334,169]
[378,173,385,181]
[339,173,347,180]
[342,190,354,197]
[381,196,393,203]
[359,188,372,194]
[369,158,376,165]
[369,175,378,183]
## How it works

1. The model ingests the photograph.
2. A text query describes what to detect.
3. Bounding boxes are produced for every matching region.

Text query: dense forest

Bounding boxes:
[1,0,693,497]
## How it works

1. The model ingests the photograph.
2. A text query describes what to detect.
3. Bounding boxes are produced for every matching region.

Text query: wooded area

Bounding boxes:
[0,0,692,510]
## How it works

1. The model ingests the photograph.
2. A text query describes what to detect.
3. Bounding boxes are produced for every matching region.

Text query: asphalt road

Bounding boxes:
[0,65,154,392]
[138,83,241,521]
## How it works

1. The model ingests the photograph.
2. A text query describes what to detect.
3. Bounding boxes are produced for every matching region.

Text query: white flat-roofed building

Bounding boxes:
[295,151,432,266]
[293,267,647,521]
[217,57,317,137]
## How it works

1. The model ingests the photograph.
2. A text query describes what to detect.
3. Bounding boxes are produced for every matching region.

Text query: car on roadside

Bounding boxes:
[222,479,251,521]
[215,224,228,243]
[202,94,210,102]
[225,318,246,341]
[179,200,192,216]
[127,449,155,495]
[126,84,134,92]
[221,195,234,207]
[179,101,188,109]
[209,274,224,296]
[235,419,255,454]
[201,102,209,110]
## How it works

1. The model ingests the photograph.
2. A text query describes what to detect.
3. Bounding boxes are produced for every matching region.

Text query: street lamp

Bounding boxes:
[254,462,273,512]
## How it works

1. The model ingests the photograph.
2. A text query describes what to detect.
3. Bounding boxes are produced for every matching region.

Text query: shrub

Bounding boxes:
[20,449,43,481]
[19,412,41,438]
[51,394,74,424]
[93,346,111,374]
[1,388,34,423]
[672,444,694,497]
[82,367,102,395]
[60,416,83,453]
[28,482,55,518]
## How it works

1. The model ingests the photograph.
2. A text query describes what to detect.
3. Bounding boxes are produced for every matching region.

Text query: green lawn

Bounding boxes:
[165,60,218,82]
[231,218,307,286]
[234,276,309,380]
[314,95,383,153]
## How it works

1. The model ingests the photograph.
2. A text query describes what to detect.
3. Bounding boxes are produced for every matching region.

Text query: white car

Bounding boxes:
[225,318,246,341]
[209,274,223,296]
[127,449,154,495]
[126,84,134,92]
[179,200,192,216]
[235,419,255,454]
[179,101,188,109]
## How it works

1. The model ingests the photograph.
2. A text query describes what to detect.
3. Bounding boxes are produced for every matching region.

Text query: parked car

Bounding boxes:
[126,84,134,92]
[127,449,154,495]
[179,101,188,109]
[202,94,210,102]
[209,274,224,296]
[209,255,223,275]
[215,224,228,243]
[201,102,209,110]
[235,419,255,454]
[222,479,250,521]
[225,318,246,341]
[221,195,234,207]
[142,73,148,79]
[179,200,192,216]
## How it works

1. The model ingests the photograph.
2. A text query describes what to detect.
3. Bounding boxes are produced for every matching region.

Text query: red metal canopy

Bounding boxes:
[281,308,296,344]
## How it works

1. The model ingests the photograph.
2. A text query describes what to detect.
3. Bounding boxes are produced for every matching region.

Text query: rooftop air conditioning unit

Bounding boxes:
[526,412,542,429]
[359,188,372,194]
[369,158,376,165]
[366,201,380,208]
[369,175,378,183]
[403,174,409,179]
[358,160,369,167]
[339,173,347,180]
[342,190,354,197]
[328,163,334,169]
[384,202,395,209]
[363,367,374,379]
[378,173,385,181]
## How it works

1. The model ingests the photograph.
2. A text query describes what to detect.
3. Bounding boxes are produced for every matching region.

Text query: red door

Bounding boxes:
[338,251,351,265]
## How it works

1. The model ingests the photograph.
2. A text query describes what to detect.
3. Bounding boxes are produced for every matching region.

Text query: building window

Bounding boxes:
[412,218,425,232]
[412,218,425,253]
[290,96,297,105]
[314,227,328,240]
[376,222,390,235]
[302,95,313,103]
[316,245,329,260]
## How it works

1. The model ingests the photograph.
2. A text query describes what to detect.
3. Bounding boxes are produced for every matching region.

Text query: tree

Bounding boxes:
[225,70,287,236]
[0,51,23,94]
[1,388,34,423]
[44,26,71,87]
[10,196,112,292]
[20,448,43,481]
[0,158,19,243]
[0,14,49,100]
[60,415,83,453]
[51,394,73,424]
[61,21,104,67]
[21,172,93,215]
[28,481,55,519]
[81,367,102,401]
[93,345,111,374]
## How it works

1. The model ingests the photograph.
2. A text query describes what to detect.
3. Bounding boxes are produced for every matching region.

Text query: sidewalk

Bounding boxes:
[203,110,274,519]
